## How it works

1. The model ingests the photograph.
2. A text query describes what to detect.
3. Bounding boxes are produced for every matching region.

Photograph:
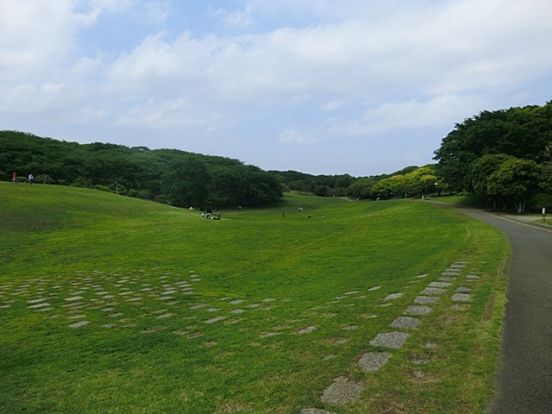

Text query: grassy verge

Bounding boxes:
[0,183,508,413]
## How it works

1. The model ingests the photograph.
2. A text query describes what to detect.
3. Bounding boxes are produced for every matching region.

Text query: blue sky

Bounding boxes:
[1,0,552,176]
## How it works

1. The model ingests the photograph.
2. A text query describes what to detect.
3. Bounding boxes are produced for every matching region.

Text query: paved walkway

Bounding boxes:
[460,209,552,414]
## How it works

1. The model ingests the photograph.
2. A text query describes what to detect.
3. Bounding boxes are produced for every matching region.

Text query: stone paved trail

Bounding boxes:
[458,208,552,414]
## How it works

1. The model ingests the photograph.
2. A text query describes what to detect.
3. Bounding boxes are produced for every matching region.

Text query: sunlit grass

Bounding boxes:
[0,183,508,413]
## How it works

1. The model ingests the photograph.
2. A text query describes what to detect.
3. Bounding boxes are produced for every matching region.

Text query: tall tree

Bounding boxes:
[487,158,540,213]
[161,159,212,208]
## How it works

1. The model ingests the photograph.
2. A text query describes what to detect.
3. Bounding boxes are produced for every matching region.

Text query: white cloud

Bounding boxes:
[0,1,79,78]
[142,0,170,24]
[1,0,552,174]
[342,94,485,136]
[279,128,317,145]
[211,3,254,27]
[117,98,226,130]
[106,0,552,107]
[321,100,343,112]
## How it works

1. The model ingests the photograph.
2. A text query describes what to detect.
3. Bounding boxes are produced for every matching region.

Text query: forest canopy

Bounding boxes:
[0,131,282,209]
[434,101,552,212]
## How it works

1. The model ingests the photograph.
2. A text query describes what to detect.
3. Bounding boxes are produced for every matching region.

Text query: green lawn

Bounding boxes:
[0,183,508,413]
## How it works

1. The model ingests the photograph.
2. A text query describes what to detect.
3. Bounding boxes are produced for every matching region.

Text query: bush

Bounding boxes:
[35,174,54,184]
[71,177,93,187]
[530,193,552,212]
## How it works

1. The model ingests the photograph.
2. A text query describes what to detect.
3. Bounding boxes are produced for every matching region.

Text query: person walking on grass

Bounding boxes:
[28,173,34,184]
[12,171,16,183]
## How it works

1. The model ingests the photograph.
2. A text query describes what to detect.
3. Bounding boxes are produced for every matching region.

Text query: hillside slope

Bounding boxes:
[0,183,508,414]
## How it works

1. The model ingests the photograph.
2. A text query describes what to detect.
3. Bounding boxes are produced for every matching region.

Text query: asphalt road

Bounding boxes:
[461,209,552,414]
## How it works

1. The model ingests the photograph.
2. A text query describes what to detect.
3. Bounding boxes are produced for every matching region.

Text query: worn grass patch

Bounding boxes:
[0,183,508,413]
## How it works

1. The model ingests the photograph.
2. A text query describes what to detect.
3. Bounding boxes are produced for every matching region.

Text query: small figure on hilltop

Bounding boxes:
[28,173,34,185]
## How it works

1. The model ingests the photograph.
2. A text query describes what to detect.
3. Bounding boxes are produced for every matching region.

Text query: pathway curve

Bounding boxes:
[459,208,552,414]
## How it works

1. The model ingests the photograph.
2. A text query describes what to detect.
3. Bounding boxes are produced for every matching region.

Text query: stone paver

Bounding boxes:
[204,316,226,324]
[429,282,452,288]
[260,332,282,338]
[68,320,89,328]
[384,292,403,301]
[421,287,446,296]
[369,332,410,349]
[300,409,336,414]
[358,352,390,372]
[321,376,364,406]
[405,305,432,315]
[27,298,47,304]
[28,302,51,309]
[455,287,471,293]
[414,295,438,304]
[391,316,420,330]
[441,271,460,276]
[298,326,316,334]
[439,276,456,282]
[231,309,245,314]
[451,293,472,302]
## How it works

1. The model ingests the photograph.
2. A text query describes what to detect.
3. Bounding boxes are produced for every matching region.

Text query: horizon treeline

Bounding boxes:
[274,165,442,200]
[0,131,282,209]
[1,131,442,208]
[2,99,551,213]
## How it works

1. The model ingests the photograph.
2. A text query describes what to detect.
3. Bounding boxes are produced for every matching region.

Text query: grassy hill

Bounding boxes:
[0,183,508,413]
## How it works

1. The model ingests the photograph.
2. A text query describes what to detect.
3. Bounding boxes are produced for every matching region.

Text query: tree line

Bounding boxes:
[273,165,442,201]
[434,101,552,213]
[3,99,551,214]
[0,131,282,209]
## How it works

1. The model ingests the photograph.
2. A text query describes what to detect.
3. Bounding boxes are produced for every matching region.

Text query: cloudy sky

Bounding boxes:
[2,0,552,175]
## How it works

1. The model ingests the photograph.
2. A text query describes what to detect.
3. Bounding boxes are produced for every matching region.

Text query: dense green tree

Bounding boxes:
[434,102,552,191]
[271,170,355,196]
[0,131,283,208]
[466,154,513,202]
[347,177,376,199]
[162,159,211,208]
[487,158,540,213]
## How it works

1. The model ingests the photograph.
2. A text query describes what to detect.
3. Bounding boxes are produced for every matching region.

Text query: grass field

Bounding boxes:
[0,183,509,414]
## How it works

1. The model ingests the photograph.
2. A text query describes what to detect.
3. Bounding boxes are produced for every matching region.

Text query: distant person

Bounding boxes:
[12,171,16,183]
[28,173,34,184]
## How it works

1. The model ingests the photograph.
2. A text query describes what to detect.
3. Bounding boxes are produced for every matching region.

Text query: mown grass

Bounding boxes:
[0,183,508,413]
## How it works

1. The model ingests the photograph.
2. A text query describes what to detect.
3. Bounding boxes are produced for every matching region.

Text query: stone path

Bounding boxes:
[0,262,484,414]
[304,260,478,413]
[1,267,312,348]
